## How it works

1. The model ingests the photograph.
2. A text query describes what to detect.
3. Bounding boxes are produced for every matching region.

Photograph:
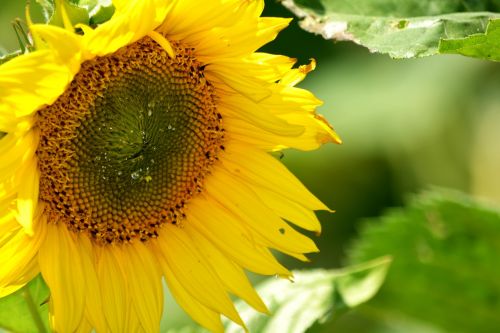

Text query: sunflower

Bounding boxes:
[0,0,340,332]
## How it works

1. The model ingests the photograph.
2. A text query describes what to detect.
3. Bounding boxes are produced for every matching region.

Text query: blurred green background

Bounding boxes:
[2,0,500,332]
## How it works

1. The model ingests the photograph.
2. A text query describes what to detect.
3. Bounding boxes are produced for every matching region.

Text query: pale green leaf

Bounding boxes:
[334,257,392,308]
[348,189,500,333]
[35,0,55,22]
[36,0,90,26]
[282,0,500,58]
[0,275,50,333]
[225,258,391,333]
[35,0,114,27]
[48,1,89,27]
[75,0,115,25]
[439,18,500,61]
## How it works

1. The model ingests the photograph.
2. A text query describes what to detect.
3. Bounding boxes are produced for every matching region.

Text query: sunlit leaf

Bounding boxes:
[0,275,50,333]
[34,0,114,27]
[35,0,55,22]
[281,0,500,59]
[48,1,89,27]
[440,18,500,61]
[35,0,89,26]
[76,0,115,25]
[348,189,500,333]
[235,258,391,333]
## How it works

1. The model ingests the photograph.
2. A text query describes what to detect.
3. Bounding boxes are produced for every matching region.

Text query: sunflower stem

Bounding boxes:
[22,285,47,333]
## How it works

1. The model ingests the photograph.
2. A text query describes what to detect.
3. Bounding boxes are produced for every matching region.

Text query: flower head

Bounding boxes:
[0,0,340,332]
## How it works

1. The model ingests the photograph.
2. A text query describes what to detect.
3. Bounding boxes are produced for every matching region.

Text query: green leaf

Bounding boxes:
[35,0,55,22]
[88,4,115,25]
[225,258,391,333]
[348,189,500,333]
[333,257,392,308]
[0,275,50,333]
[439,18,500,61]
[35,0,114,27]
[281,0,500,58]
[48,1,89,28]
[76,0,115,25]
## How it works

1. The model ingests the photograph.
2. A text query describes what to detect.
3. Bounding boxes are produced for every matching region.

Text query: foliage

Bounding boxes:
[281,0,500,59]
[440,18,500,61]
[347,190,500,333]
[35,0,114,27]
[0,275,50,333]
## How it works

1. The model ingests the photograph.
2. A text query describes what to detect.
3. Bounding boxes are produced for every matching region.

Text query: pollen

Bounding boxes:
[36,36,224,245]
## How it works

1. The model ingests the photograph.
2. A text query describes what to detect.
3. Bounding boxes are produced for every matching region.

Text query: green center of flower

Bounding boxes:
[36,36,224,244]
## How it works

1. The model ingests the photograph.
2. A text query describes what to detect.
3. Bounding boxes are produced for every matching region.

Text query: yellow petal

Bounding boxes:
[159,0,244,37]
[205,168,319,255]
[0,51,71,118]
[186,227,269,314]
[0,245,39,298]
[96,246,129,333]
[249,187,322,233]
[29,24,83,75]
[85,0,169,57]
[219,97,305,137]
[111,0,127,9]
[280,59,317,87]
[260,85,322,115]
[0,259,38,298]
[0,113,35,134]
[207,64,272,102]
[0,212,45,295]
[161,259,224,333]
[16,157,39,236]
[223,143,328,211]
[225,114,339,151]
[127,306,142,333]
[187,196,291,277]
[282,112,342,146]
[229,17,292,55]
[122,242,163,333]
[181,4,284,60]
[0,208,19,244]
[0,130,37,184]
[75,319,92,333]
[38,223,85,333]
[75,235,108,333]
[148,30,176,58]
[156,224,244,327]
[218,53,296,83]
